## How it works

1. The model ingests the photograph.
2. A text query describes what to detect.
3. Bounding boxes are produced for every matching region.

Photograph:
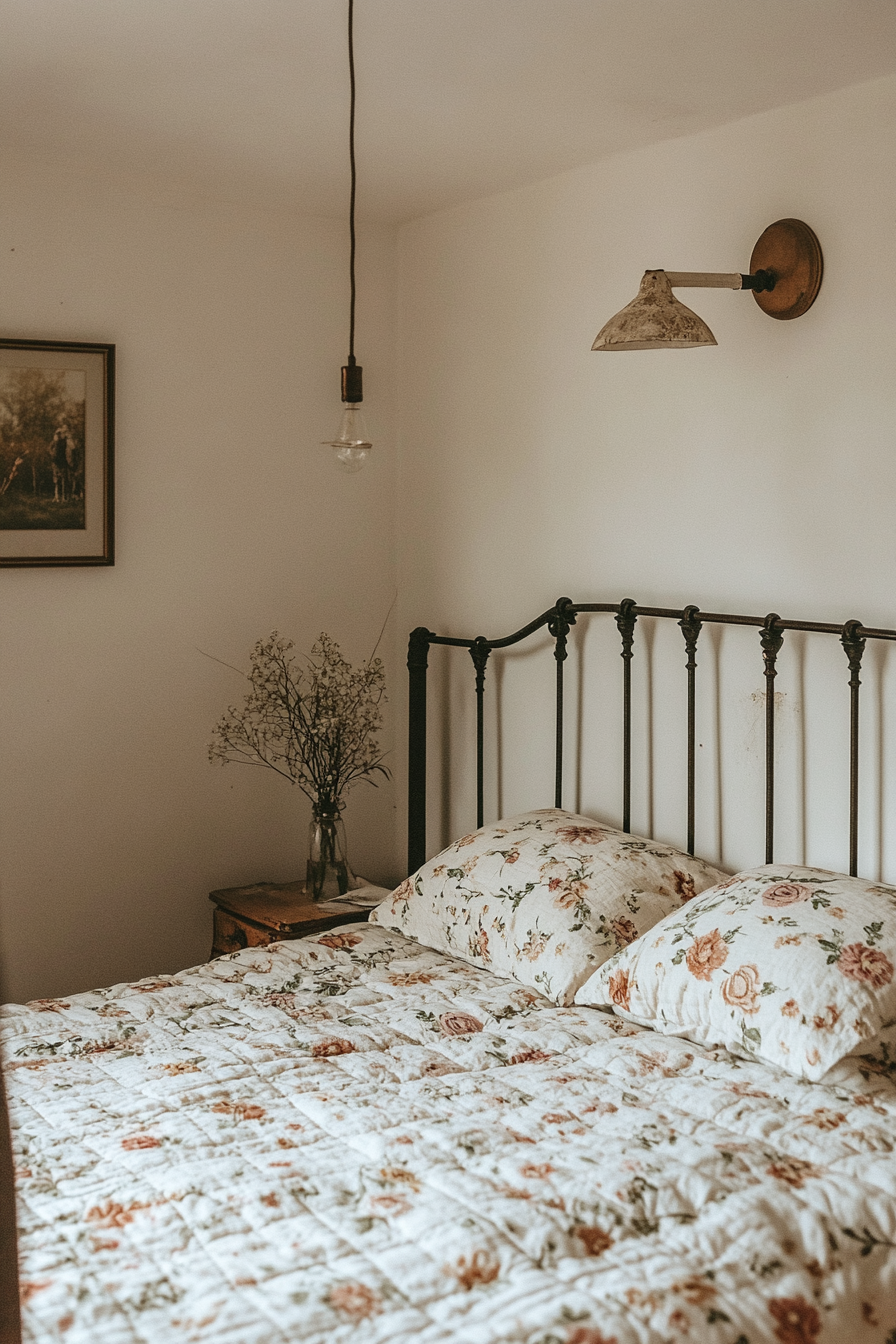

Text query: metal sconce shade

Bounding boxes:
[592,270,717,351]
[592,221,822,352]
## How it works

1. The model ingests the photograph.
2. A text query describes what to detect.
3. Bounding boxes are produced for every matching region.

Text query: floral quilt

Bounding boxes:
[3,923,896,1344]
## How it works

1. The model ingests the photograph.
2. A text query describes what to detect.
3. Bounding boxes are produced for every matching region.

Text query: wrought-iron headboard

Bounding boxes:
[407,597,896,878]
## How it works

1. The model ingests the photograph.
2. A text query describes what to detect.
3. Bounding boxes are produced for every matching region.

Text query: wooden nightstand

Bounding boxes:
[209,879,369,959]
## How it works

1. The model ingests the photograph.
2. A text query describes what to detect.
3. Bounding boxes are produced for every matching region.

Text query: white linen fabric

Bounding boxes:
[371,809,725,1004]
[4,923,896,1344]
[575,864,896,1082]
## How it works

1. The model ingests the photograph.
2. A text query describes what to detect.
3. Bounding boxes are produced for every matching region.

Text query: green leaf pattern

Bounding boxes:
[4,920,895,1341]
[372,809,725,1004]
[579,864,896,1082]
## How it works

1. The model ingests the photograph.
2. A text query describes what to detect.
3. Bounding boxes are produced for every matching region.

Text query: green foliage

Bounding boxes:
[842,1225,896,1256]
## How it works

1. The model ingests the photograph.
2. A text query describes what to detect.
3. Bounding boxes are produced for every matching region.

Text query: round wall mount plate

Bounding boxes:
[749,219,823,320]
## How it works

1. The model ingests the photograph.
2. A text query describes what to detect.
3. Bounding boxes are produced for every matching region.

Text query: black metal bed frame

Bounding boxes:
[407,598,896,878]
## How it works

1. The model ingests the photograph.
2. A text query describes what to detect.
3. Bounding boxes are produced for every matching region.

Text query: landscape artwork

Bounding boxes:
[0,366,87,530]
[0,340,114,567]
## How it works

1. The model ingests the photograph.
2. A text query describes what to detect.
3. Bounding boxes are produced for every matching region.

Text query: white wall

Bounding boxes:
[395,76,896,880]
[3,73,895,1002]
[0,154,398,1003]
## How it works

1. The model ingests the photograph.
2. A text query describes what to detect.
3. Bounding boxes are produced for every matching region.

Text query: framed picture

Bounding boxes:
[0,339,114,567]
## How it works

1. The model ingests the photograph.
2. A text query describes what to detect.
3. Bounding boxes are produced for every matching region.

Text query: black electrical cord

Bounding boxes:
[348,0,357,365]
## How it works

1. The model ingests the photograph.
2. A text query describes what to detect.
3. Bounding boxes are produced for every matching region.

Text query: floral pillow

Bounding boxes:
[574,864,896,1081]
[370,809,725,1005]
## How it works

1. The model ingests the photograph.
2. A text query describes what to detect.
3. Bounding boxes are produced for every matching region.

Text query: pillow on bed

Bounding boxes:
[370,808,725,1005]
[575,863,896,1081]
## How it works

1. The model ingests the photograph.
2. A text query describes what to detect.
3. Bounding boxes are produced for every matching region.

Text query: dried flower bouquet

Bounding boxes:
[209,632,388,897]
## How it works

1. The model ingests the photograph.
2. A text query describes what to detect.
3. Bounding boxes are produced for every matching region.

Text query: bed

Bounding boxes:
[3,596,896,1343]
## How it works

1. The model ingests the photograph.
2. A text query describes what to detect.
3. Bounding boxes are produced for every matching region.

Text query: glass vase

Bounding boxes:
[307,805,353,902]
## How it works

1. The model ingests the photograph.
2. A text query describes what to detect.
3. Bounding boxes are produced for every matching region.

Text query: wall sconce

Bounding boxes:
[592,219,822,351]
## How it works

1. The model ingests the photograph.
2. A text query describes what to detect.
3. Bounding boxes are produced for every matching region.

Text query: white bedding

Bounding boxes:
[3,922,896,1343]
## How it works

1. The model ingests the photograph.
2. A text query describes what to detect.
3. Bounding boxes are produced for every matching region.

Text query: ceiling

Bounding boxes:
[2,0,895,222]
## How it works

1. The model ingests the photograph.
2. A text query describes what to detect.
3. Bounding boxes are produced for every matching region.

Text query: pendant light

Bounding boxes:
[322,0,372,472]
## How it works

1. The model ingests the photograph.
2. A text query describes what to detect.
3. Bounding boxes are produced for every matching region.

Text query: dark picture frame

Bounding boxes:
[0,339,114,567]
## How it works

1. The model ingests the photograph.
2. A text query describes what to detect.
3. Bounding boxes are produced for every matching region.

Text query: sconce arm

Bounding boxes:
[664,270,776,292]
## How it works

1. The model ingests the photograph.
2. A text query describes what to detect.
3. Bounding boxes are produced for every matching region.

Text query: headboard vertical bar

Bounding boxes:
[679,607,702,855]
[616,600,638,832]
[841,621,866,877]
[760,616,784,864]
[470,639,491,829]
[555,659,564,807]
[549,599,576,810]
[407,627,432,874]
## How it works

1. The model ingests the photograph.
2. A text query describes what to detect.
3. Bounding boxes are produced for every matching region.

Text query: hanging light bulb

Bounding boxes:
[327,400,372,473]
[322,0,372,471]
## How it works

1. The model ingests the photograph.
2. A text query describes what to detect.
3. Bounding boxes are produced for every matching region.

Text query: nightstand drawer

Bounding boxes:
[211,907,281,957]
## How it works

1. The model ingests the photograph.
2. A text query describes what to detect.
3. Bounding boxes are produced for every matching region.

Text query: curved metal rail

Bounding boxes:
[407,598,896,876]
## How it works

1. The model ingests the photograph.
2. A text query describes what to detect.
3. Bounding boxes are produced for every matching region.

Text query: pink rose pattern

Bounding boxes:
[721,964,761,1014]
[837,943,894,987]
[439,1011,483,1037]
[371,808,725,1004]
[672,870,696,901]
[609,917,639,947]
[768,1295,821,1343]
[327,1282,383,1321]
[7,914,896,1341]
[762,882,813,908]
[685,930,728,981]
[607,969,632,1011]
[584,863,896,1082]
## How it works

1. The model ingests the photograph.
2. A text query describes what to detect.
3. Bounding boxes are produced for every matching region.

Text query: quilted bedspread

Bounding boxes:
[3,923,896,1344]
